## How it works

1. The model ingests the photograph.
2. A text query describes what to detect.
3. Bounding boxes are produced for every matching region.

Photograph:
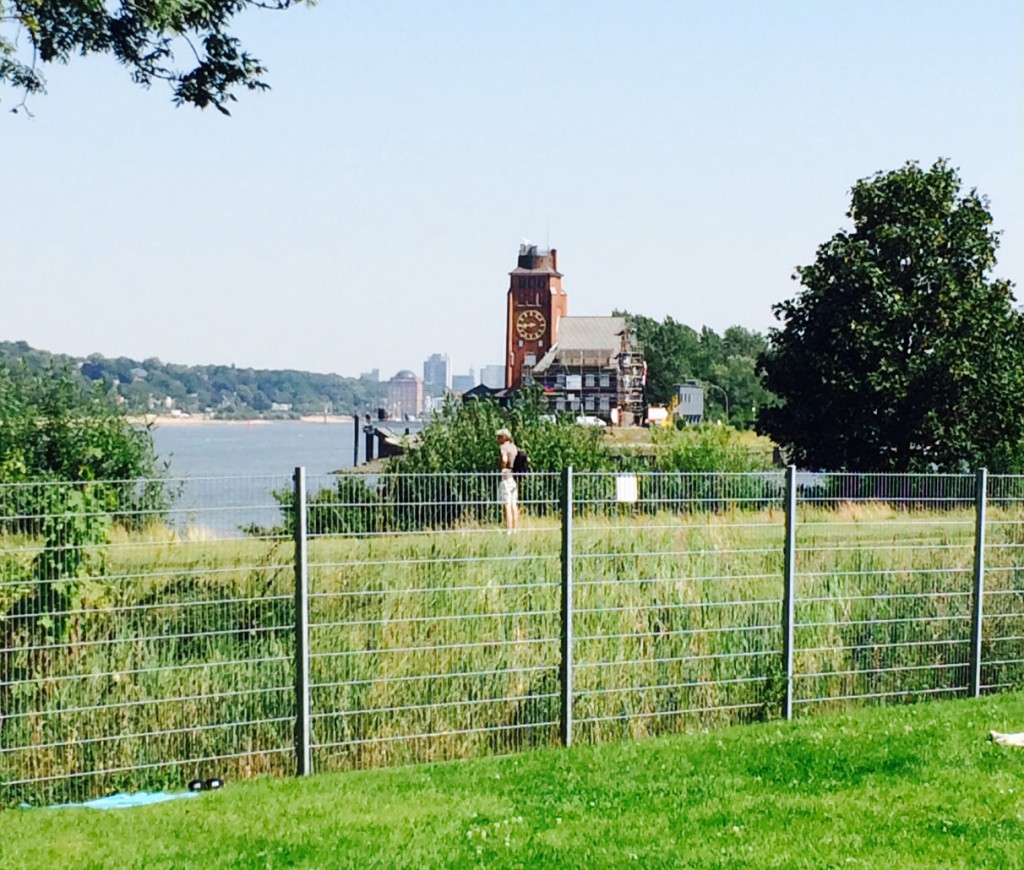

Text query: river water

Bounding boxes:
[149,419,421,533]
[152,420,363,478]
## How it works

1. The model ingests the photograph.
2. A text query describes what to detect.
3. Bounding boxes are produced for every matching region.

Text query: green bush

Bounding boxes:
[0,363,173,682]
[273,400,778,535]
[648,424,774,473]
[0,362,170,532]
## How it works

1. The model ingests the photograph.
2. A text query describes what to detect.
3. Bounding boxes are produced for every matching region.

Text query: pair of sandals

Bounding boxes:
[990,731,1024,747]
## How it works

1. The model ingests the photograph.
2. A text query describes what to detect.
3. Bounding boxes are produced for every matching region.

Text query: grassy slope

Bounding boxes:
[4,692,1024,869]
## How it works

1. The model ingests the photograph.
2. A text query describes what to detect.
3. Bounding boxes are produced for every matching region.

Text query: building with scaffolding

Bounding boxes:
[530,316,646,425]
[502,242,646,425]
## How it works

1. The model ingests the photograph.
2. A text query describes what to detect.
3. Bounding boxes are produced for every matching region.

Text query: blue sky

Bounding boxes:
[2,1,1021,380]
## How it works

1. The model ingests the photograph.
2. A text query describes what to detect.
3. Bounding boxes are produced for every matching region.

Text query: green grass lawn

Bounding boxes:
[4,692,1024,869]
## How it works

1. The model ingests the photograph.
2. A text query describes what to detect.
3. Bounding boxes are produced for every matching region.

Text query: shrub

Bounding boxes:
[0,362,171,532]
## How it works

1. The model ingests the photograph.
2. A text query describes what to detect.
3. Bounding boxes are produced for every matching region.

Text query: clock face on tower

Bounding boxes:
[516,309,547,341]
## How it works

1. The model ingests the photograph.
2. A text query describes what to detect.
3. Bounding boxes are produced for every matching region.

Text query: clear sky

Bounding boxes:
[2,1,1021,381]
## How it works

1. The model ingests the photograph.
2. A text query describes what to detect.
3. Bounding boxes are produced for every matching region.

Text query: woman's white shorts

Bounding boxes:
[499,476,518,506]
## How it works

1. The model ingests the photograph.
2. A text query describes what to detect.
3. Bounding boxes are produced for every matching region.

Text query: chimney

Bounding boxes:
[551,248,557,272]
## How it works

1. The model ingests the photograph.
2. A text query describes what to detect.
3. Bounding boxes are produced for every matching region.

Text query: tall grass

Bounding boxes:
[3,497,1024,807]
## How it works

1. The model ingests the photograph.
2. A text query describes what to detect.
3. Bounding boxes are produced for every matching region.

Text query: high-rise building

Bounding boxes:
[422,353,451,395]
[451,367,476,393]
[480,365,505,389]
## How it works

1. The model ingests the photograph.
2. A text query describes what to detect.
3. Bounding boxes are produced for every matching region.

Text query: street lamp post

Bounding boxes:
[704,382,729,423]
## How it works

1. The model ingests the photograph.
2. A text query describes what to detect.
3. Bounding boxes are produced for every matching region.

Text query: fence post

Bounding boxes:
[969,467,988,698]
[560,465,574,748]
[293,466,312,776]
[782,465,797,720]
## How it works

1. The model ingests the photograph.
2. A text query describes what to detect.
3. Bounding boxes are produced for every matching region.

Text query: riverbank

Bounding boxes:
[132,414,355,427]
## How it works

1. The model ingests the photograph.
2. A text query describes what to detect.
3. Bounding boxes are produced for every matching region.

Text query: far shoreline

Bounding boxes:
[132,414,356,427]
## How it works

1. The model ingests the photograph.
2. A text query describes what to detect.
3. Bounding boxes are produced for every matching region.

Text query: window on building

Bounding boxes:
[556,399,566,412]
[599,396,610,411]
[524,354,536,366]
[556,373,566,387]
[585,396,596,411]
[599,373,610,388]
[584,374,595,388]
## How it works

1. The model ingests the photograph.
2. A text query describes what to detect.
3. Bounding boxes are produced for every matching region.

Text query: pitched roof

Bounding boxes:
[533,316,629,373]
[555,316,627,351]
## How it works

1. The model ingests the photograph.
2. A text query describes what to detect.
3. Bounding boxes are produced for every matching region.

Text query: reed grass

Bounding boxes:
[3,501,1024,807]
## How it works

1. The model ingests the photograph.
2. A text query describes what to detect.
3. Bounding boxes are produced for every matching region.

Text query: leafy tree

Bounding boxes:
[758,159,1024,472]
[626,314,702,406]
[0,342,388,417]
[0,363,171,691]
[0,362,168,529]
[1,0,310,114]
[621,313,771,426]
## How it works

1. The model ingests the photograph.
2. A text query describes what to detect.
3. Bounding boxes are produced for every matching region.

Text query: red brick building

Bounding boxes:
[505,243,569,389]
[503,242,646,424]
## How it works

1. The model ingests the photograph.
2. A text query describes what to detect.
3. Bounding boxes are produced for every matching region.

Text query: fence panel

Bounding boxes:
[304,472,563,772]
[4,465,1024,806]
[792,472,978,713]
[982,474,1024,693]
[570,471,787,742]
[0,475,297,806]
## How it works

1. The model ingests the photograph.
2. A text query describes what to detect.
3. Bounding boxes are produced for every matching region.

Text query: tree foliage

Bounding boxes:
[1,0,309,113]
[0,362,169,530]
[388,392,611,477]
[0,362,161,483]
[271,395,775,537]
[621,313,772,427]
[0,363,172,675]
[0,342,387,418]
[758,159,1024,472]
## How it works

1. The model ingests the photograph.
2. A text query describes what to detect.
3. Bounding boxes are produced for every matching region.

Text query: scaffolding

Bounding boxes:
[533,326,646,425]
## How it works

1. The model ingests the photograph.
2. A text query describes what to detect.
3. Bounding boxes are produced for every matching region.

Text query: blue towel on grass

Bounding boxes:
[28,790,201,810]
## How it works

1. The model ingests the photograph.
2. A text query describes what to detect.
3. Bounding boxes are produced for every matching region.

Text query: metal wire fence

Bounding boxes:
[983,474,1024,694]
[570,472,786,742]
[0,476,297,807]
[303,471,564,772]
[2,468,1023,806]
[792,472,979,712]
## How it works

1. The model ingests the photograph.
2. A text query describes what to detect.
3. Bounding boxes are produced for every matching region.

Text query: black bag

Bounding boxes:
[512,449,529,478]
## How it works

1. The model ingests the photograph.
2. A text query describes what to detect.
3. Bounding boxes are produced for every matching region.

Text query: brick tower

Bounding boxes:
[505,243,568,389]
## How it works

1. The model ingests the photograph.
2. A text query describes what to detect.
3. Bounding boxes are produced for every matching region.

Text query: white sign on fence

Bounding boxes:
[616,473,638,503]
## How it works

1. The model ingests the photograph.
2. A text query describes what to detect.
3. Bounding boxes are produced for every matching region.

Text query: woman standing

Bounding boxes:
[496,428,519,534]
